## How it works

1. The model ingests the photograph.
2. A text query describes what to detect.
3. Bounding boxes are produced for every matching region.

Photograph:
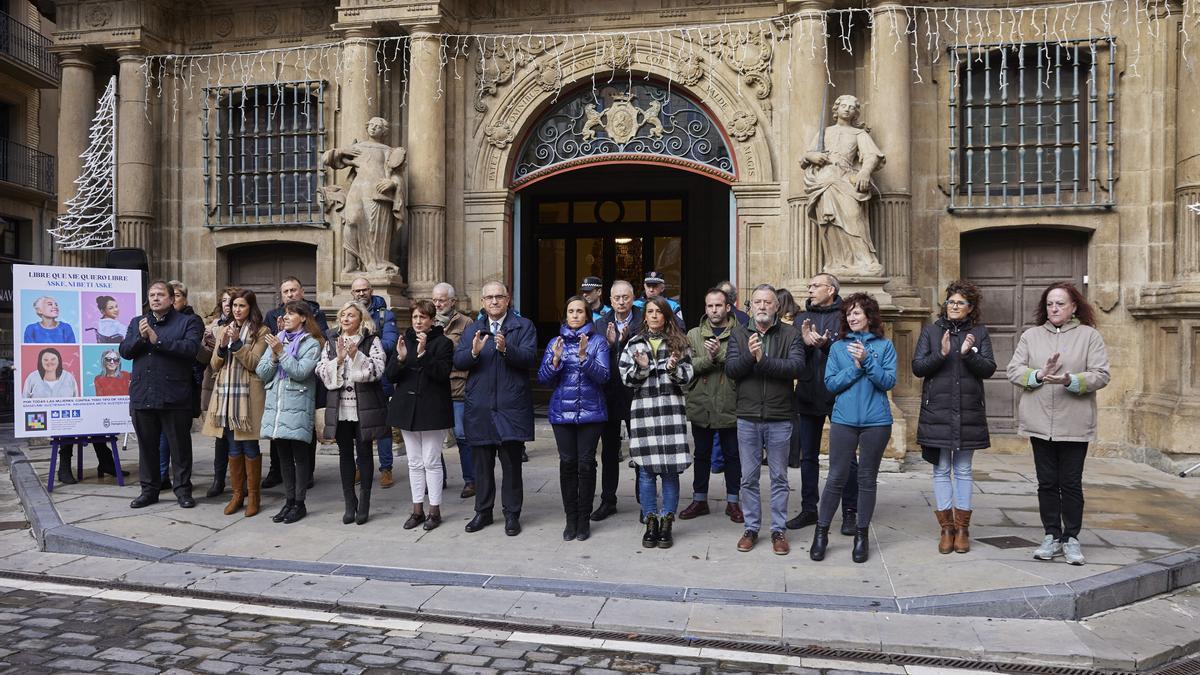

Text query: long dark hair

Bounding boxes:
[211,286,241,323]
[229,288,264,337]
[282,300,325,347]
[1034,281,1096,327]
[36,348,64,378]
[776,288,799,321]
[636,297,689,355]
[840,292,886,339]
[938,279,983,324]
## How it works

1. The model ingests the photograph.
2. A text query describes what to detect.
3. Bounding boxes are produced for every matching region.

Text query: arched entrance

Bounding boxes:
[509,81,736,342]
[519,164,732,342]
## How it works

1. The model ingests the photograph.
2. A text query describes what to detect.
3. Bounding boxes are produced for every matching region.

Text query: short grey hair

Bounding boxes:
[610,280,634,295]
[481,280,509,296]
[752,283,777,296]
[819,273,840,294]
[168,279,188,298]
[433,282,457,299]
[717,280,737,302]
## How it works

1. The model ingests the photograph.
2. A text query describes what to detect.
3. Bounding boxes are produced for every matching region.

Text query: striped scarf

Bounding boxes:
[209,324,254,433]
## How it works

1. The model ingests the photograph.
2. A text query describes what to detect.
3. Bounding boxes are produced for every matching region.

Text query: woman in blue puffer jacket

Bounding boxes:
[538,296,610,542]
[255,301,323,525]
[809,292,897,565]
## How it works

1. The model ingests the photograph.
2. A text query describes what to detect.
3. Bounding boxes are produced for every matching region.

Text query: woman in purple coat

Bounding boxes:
[538,296,610,542]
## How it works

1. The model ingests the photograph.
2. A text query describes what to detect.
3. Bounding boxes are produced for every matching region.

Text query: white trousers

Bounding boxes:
[402,429,447,506]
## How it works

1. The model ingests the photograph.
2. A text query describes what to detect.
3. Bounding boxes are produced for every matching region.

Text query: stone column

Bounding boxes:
[785,1,829,288]
[55,50,100,267]
[116,49,154,253]
[1176,28,1200,280]
[868,0,914,296]
[406,25,447,299]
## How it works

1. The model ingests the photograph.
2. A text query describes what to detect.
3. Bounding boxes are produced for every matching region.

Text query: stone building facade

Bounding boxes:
[46,0,1200,472]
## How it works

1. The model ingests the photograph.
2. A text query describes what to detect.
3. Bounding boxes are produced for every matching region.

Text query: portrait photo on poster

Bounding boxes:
[20,344,81,399]
[20,289,80,344]
[82,291,135,344]
[82,345,131,397]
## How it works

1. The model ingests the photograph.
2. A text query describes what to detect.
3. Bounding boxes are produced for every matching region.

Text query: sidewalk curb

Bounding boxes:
[7,445,1200,622]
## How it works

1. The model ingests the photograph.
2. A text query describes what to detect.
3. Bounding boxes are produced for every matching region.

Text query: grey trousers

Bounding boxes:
[736,419,792,534]
[818,423,891,529]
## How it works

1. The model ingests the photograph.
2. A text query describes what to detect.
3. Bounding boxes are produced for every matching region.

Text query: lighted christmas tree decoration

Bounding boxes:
[50,76,117,250]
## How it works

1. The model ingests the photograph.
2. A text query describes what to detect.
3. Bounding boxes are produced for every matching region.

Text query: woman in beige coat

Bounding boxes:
[1006,282,1110,566]
[203,289,269,517]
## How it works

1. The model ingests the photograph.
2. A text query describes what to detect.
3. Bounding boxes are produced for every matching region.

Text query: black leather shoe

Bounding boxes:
[575,514,591,541]
[841,509,858,536]
[786,511,819,530]
[590,502,617,521]
[283,503,306,524]
[177,494,196,509]
[562,518,577,541]
[130,493,158,509]
[56,462,77,486]
[272,501,295,523]
[465,512,493,533]
[810,525,830,561]
[262,471,282,489]
[852,527,870,563]
[504,513,521,536]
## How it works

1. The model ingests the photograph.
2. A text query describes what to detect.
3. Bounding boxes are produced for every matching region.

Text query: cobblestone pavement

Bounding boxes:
[0,586,867,675]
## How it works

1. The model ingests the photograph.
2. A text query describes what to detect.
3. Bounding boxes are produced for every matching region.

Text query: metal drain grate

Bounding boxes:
[977,535,1042,549]
[1154,655,1200,675]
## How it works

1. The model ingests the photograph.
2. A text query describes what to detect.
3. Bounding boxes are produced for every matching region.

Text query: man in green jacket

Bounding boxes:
[680,288,744,524]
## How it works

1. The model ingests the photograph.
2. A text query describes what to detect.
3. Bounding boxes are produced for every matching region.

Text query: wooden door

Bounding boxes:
[227,243,317,311]
[960,229,1088,435]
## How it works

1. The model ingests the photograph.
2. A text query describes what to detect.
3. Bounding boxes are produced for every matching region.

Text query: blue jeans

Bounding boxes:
[711,433,725,472]
[933,448,975,511]
[223,429,261,459]
[736,419,792,534]
[637,469,680,518]
[454,400,475,483]
[158,432,170,478]
[377,436,393,472]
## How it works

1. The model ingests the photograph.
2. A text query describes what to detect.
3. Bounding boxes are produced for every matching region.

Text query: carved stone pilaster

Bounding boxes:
[1176,187,1200,279]
[117,216,152,253]
[787,197,821,284]
[870,193,914,295]
[408,205,446,298]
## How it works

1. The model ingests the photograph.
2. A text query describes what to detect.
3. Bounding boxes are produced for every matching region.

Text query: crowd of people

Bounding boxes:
[56,270,1110,565]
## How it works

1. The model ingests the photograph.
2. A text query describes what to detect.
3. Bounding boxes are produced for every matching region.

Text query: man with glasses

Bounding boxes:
[262,277,329,490]
[590,280,642,521]
[350,277,400,488]
[785,273,859,535]
[453,282,538,536]
[432,282,476,498]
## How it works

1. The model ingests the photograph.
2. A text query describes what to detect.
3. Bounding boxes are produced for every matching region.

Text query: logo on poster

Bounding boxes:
[24,412,46,431]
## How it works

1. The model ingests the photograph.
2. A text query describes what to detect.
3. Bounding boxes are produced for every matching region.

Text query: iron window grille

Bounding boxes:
[202,81,327,228]
[948,38,1117,210]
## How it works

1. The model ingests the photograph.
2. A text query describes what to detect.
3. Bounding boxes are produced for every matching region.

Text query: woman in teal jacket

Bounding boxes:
[256,301,323,525]
[809,292,896,564]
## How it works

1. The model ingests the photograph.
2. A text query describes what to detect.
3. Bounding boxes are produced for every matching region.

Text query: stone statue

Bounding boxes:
[320,117,406,275]
[802,94,885,277]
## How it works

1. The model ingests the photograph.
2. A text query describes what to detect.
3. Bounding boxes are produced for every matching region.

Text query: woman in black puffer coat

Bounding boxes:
[912,280,996,555]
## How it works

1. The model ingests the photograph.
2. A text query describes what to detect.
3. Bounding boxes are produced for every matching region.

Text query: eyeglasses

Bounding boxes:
[944,300,970,308]
[808,283,832,289]
[103,357,120,363]
[482,295,507,302]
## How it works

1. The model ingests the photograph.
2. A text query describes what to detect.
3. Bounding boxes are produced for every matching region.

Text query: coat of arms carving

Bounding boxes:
[579,94,665,145]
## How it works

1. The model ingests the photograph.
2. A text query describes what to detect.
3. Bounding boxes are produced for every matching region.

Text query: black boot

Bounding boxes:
[576,461,596,542]
[272,500,295,523]
[852,526,870,563]
[642,514,659,548]
[206,446,228,498]
[342,490,358,525]
[262,443,282,489]
[94,443,128,478]
[575,511,591,541]
[57,447,77,485]
[356,485,371,525]
[841,508,858,536]
[560,461,578,541]
[810,525,830,561]
[657,513,675,549]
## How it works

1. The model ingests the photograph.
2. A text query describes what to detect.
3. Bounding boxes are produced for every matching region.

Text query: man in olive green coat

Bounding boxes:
[680,288,744,523]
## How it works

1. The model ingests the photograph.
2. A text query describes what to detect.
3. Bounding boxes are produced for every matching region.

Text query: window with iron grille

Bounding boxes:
[948,39,1116,210]
[203,81,327,227]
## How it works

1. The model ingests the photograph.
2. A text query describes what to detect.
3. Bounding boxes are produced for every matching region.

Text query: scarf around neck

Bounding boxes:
[276,329,307,380]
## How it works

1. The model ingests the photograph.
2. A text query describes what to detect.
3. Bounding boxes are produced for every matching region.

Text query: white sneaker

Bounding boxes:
[1033,534,1063,560]
[1063,537,1086,565]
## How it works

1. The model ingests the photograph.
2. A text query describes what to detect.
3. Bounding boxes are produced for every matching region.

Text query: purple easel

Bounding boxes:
[47,434,124,492]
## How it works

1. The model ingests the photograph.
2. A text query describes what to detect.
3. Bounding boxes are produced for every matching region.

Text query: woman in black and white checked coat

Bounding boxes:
[620,297,694,550]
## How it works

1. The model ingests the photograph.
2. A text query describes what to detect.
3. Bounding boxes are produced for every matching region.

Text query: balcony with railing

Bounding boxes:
[0,137,54,196]
[0,10,58,88]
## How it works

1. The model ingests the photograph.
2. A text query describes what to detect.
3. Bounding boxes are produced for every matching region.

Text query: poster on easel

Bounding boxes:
[11,264,142,438]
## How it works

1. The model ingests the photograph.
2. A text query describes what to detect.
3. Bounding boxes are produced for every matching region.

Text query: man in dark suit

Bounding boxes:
[120,280,205,509]
[590,280,643,521]
[452,281,538,536]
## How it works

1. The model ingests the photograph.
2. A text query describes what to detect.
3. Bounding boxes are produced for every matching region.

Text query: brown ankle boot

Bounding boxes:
[953,509,972,553]
[244,456,262,517]
[935,509,955,555]
[224,455,246,515]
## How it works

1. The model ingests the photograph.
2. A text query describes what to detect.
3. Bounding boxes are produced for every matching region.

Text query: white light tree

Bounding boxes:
[49,76,116,250]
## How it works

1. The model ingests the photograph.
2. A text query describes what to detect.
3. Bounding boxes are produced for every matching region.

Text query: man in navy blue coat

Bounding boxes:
[452,281,538,536]
[120,280,205,509]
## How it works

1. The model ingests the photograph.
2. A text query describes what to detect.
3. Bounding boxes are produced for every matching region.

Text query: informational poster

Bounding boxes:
[12,264,142,438]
